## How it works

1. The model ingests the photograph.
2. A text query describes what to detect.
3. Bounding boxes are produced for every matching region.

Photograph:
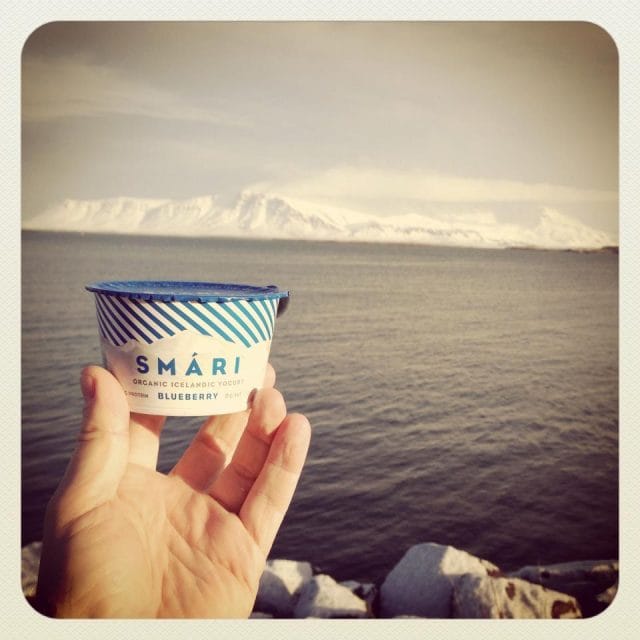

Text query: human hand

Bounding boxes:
[34,364,311,618]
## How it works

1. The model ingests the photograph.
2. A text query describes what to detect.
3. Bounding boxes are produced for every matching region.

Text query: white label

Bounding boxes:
[101,331,272,416]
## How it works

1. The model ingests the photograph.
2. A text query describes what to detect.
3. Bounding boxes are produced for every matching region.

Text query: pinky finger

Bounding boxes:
[239,413,311,557]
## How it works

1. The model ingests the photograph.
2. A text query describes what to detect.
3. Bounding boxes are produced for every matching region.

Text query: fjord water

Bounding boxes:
[22,232,618,582]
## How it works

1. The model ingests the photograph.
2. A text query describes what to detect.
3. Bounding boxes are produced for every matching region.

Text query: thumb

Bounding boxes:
[57,366,131,513]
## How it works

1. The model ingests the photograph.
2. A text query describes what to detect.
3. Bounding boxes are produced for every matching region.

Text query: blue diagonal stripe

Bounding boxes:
[95,298,123,345]
[105,295,153,344]
[178,301,234,343]
[196,302,251,347]
[110,296,156,344]
[96,295,130,344]
[149,300,186,332]
[259,299,275,338]
[131,299,175,337]
[93,300,107,337]
[218,302,259,344]
[93,294,278,347]
[120,298,164,341]
[102,296,139,343]
[249,300,272,338]
[270,298,280,324]
[165,301,211,337]
[233,300,267,341]
[95,304,116,344]
[260,298,275,325]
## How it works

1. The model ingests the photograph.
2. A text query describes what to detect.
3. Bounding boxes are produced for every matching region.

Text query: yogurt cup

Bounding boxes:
[85,280,289,416]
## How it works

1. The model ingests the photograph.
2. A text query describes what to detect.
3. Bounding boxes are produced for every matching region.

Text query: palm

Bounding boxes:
[36,365,310,618]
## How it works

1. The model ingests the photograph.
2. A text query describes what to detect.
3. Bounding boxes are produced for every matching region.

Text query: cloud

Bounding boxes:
[22,57,249,127]
[256,165,617,205]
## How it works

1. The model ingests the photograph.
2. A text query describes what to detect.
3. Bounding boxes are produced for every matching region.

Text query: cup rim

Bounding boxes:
[86,280,289,304]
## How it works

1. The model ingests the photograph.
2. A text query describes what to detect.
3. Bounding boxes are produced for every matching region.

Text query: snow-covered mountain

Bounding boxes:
[23,191,615,250]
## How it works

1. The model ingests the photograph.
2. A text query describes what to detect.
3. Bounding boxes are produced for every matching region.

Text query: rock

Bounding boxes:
[452,574,582,618]
[339,580,361,591]
[379,543,499,618]
[254,559,313,617]
[339,580,377,608]
[510,559,618,588]
[596,584,617,606]
[294,574,369,618]
[21,541,42,598]
[509,560,618,617]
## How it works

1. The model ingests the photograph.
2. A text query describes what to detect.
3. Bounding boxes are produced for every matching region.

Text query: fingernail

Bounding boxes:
[81,372,96,401]
[247,388,258,408]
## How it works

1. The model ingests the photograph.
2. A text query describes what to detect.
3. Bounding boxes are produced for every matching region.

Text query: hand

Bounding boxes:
[34,364,311,618]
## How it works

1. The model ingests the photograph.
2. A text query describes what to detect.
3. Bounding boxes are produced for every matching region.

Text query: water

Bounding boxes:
[21,231,618,583]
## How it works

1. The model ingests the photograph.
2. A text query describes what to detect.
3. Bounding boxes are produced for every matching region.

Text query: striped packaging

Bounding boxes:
[87,281,288,416]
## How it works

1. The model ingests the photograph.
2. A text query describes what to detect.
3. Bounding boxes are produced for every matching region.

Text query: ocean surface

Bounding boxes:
[21,231,618,583]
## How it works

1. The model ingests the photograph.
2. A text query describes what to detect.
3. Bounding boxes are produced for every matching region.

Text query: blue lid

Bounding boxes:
[86,280,289,305]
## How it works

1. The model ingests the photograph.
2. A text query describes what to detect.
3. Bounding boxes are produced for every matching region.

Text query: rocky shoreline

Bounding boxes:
[21,541,617,618]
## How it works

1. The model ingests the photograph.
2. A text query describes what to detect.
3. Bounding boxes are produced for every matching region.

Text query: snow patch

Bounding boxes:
[23,191,615,250]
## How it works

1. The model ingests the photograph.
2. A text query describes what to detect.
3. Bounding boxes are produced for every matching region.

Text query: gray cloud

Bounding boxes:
[22,57,250,127]
[21,21,618,239]
[253,166,617,204]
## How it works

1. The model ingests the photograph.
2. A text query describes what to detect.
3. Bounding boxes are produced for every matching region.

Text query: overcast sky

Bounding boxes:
[21,21,618,239]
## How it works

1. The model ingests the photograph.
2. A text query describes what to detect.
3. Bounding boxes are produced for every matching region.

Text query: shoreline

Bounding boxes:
[21,540,618,619]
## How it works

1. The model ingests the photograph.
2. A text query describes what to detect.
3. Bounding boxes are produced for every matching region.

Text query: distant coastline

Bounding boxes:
[506,244,619,254]
[21,228,619,255]
[563,245,619,254]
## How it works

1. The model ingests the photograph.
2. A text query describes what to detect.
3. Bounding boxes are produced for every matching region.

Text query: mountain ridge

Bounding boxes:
[23,191,615,251]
